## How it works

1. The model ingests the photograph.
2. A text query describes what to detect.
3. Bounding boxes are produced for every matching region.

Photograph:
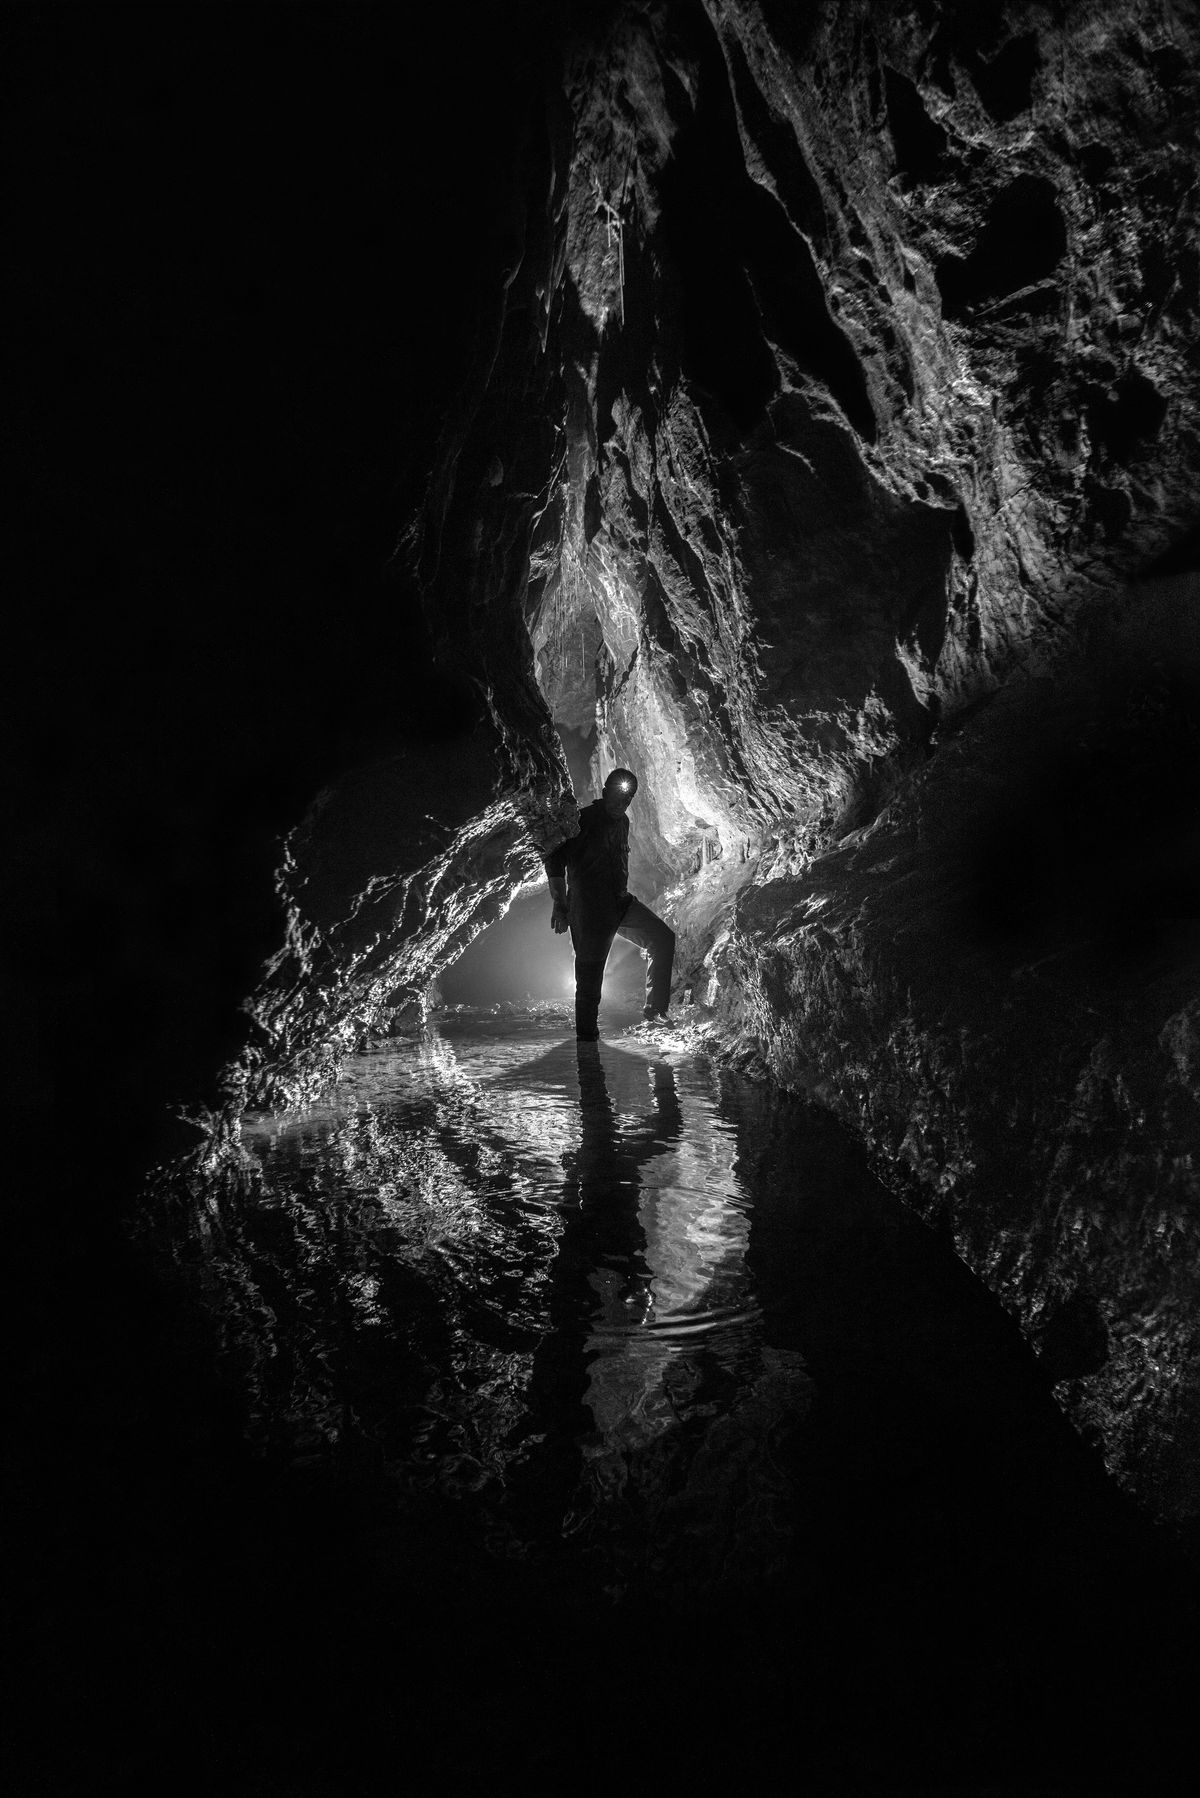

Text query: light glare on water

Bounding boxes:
[132,1009,1196,1790]
[233,1003,806,1585]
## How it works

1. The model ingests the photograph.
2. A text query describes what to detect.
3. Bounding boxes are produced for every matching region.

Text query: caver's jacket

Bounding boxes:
[543,801,631,953]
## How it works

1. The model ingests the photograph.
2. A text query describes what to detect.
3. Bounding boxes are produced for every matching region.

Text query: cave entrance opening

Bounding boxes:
[438,884,645,1010]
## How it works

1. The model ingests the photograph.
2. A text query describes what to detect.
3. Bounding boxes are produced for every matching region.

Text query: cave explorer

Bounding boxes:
[544,768,676,1042]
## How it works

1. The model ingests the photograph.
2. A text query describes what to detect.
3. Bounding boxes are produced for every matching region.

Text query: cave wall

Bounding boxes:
[228,731,546,1114]
[537,0,1198,872]
[517,0,1200,1522]
[707,618,1200,1523]
[220,0,1200,1519]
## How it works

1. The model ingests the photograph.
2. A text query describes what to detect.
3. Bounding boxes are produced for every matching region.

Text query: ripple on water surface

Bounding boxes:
[207,999,1139,1627]
[229,1004,810,1585]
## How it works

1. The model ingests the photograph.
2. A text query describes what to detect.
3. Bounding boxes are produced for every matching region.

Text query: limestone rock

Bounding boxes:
[229,728,547,1113]
[699,608,1200,1521]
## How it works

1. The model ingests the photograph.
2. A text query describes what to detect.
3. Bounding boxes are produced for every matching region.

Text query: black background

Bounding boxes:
[3,10,547,1790]
[4,4,541,1180]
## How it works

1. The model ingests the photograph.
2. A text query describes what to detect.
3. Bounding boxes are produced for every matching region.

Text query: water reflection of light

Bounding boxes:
[644,1138,752,1318]
[573,1069,757,1483]
[228,1012,807,1583]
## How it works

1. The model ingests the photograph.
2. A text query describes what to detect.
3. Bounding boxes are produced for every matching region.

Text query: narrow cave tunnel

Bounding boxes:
[9,3,1200,1793]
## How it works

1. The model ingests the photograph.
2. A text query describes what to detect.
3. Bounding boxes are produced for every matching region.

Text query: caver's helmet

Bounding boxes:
[604,769,638,798]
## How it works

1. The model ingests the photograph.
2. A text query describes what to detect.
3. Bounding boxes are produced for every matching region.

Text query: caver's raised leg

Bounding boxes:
[616,897,675,1019]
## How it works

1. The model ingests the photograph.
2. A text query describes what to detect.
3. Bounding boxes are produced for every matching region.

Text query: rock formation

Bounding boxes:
[223,0,1200,1524]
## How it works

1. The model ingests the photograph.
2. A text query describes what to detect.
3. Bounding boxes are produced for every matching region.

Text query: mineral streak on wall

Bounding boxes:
[228,2,1200,1522]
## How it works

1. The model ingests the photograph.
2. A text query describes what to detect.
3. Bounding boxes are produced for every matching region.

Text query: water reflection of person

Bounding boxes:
[510,1042,682,1535]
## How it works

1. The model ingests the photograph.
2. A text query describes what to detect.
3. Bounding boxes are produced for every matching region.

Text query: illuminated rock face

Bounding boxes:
[232,733,551,1113]
[237,1,1200,1517]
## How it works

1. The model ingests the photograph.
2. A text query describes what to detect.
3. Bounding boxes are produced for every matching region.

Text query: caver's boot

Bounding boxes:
[616,898,675,1021]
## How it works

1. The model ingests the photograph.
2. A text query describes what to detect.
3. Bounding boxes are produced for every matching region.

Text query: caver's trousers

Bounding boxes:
[572,895,675,1038]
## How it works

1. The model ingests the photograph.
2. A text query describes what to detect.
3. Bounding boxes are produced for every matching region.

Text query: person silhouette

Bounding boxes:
[543,769,676,1041]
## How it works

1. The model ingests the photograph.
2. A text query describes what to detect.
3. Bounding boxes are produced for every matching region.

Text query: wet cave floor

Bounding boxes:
[23,1004,1199,1796]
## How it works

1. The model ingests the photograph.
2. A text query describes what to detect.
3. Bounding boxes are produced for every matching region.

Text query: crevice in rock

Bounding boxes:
[657,41,780,430]
[1087,367,1169,467]
[721,32,832,245]
[741,179,878,442]
[936,173,1067,318]
[884,64,950,184]
[969,30,1040,123]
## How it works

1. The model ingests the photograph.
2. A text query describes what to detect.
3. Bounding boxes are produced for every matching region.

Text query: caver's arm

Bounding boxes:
[543,826,581,933]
